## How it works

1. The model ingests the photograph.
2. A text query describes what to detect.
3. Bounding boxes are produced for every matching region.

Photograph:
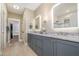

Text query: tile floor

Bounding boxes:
[3,39,37,56]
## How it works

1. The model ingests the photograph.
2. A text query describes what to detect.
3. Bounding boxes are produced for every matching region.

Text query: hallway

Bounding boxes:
[3,40,37,56]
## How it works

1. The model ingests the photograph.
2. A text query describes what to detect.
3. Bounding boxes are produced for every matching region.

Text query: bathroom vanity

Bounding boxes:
[27,32,79,56]
[27,3,79,56]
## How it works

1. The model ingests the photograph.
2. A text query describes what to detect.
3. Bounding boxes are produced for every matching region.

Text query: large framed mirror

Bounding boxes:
[33,15,42,32]
[53,3,78,28]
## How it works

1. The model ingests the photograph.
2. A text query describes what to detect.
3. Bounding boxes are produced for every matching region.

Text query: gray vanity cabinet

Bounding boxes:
[34,35,43,56]
[42,37,54,56]
[27,34,32,47]
[28,34,36,51]
[28,34,43,55]
[56,39,79,56]
[35,35,43,48]
[28,33,79,56]
[31,34,55,56]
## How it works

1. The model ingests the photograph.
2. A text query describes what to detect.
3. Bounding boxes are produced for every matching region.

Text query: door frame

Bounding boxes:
[8,18,21,43]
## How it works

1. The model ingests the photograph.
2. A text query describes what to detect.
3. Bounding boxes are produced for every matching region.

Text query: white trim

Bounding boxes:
[8,18,21,42]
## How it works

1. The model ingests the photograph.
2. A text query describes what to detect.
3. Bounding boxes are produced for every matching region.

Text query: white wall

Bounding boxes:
[35,3,55,32]
[2,4,7,48]
[23,8,34,44]
[0,4,7,55]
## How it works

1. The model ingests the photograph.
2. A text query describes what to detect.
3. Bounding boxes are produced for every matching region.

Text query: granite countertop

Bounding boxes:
[28,32,79,43]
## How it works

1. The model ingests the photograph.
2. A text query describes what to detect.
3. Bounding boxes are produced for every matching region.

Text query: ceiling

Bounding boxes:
[6,3,41,15]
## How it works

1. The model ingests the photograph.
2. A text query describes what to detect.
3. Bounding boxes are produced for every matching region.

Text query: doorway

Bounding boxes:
[8,18,20,43]
[10,24,13,39]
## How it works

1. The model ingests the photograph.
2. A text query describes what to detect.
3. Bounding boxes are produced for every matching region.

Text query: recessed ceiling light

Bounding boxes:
[13,5,19,10]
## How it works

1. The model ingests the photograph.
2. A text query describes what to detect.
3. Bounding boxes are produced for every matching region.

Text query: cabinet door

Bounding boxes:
[32,38,37,52]
[34,35,43,56]
[43,37,54,56]
[35,35,43,48]
[56,40,79,56]
[35,46,43,56]
[27,34,31,46]
[28,34,33,48]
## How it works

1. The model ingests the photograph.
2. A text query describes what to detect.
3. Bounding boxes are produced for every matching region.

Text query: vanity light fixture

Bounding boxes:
[13,5,19,10]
